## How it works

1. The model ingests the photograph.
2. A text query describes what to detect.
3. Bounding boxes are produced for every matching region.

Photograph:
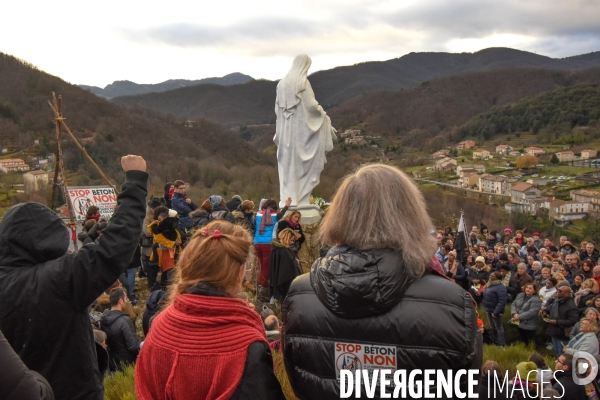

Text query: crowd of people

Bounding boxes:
[0,156,596,399]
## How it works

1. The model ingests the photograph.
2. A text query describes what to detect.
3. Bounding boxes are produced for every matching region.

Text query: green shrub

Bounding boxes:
[104,365,138,400]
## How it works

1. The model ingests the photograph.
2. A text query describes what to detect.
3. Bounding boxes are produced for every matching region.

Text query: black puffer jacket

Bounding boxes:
[282,246,482,399]
[0,171,147,400]
[101,309,139,371]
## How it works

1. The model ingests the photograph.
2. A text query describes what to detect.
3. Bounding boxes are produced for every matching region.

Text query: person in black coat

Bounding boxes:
[551,354,587,400]
[282,164,482,399]
[483,272,508,346]
[142,289,167,336]
[545,286,580,357]
[0,329,54,400]
[0,155,147,400]
[101,288,139,372]
[269,229,302,302]
[161,182,173,208]
[276,210,305,252]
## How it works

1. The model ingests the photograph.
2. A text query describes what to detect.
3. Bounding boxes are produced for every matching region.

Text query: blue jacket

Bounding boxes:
[254,211,278,245]
[171,192,198,229]
[483,281,508,316]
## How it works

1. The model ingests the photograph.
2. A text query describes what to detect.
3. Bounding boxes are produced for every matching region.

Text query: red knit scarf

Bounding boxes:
[136,294,267,400]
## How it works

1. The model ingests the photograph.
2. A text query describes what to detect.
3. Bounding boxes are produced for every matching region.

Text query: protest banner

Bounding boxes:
[67,186,117,221]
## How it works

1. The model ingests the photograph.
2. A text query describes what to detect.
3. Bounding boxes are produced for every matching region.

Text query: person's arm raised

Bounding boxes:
[49,155,148,311]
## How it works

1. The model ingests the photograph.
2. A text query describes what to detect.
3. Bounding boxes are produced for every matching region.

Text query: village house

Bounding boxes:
[495,144,513,155]
[432,149,450,159]
[509,150,521,157]
[524,146,545,156]
[509,182,543,214]
[581,150,598,160]
[463,172,481,188]
[571,189,600,212]
[549,200,589,225]
[458,167,476,178]
[457,140,476,149]
[340,129,361,138]
[434,157,457,172]
[555,151,575,162]
[345,136,366,145]
[479,174,505,194]
[473,149,491,160]
[0,158,30,173]
[23,170,49,193]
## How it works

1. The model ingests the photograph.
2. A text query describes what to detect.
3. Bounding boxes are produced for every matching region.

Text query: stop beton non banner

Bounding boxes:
[67,186,117,221]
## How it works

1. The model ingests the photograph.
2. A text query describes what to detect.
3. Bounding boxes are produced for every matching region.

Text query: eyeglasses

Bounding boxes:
[555,358,567,366]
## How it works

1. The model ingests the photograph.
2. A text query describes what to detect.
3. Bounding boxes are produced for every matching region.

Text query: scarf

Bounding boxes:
[168,187,175,200]
[286,219,300,229]
[136,294,267,400]
[486,279,502,288]
[574,288,592,306]
[259,207,274,234]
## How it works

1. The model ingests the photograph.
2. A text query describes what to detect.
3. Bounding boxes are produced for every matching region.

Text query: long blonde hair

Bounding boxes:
[166,220,253,305]
[318,163,437,277]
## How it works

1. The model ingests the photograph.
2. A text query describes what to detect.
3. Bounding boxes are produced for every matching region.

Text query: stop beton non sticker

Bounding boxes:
[335,342,398,380]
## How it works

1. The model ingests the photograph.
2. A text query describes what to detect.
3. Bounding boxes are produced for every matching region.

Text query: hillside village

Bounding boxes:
[419,136,600,226]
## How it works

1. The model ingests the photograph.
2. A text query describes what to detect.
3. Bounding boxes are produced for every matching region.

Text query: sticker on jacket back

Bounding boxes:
[335,342,398,380]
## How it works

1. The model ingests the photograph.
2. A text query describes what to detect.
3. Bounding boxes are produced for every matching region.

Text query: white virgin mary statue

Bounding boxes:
[274,54,336,214]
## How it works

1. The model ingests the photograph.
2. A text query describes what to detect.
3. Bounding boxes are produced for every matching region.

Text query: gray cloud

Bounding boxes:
[121,1,600,58]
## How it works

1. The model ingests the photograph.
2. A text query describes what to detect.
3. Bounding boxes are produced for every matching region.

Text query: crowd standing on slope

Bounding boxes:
[0,156,596,399]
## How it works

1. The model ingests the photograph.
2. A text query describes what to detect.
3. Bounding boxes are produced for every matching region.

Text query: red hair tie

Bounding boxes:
[200,228,209,236]
[211,230,222,238]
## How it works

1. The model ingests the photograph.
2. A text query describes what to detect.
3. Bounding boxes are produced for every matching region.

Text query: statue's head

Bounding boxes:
[288,54,312,77]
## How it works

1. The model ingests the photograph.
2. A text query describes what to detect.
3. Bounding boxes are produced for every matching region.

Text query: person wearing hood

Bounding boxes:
[0,155,147,400]
[269,228,301,302]
[226,195,243,212]
[101,287,139,372]
[208,195,235,222]
[282,164,482,399]
[560,241,576,258]
[161,182,174,208]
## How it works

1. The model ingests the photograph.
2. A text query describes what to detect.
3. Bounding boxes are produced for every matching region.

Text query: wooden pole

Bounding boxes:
[47,95,119,194]
[49,93,78,251]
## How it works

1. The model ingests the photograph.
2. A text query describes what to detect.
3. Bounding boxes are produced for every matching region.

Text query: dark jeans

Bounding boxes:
[518,327,536,345]
[486,312,506,346]
[161,268,174,290]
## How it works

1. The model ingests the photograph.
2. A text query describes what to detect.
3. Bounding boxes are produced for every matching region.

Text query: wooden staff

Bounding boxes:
[47,93,118,195]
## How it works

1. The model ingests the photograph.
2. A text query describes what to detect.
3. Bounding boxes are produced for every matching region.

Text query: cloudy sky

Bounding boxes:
[2,0,599,87]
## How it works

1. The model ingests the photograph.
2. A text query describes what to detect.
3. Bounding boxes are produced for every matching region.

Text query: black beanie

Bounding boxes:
[499,254,509,262]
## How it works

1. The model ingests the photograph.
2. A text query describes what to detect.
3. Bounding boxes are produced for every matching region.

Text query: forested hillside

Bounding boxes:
[327,67,600,149]
[0,52,274,197]
[456,84,600,140]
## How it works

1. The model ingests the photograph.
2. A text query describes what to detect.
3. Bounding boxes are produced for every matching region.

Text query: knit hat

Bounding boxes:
[504,228,513,234]
[148,198,162,209]
[168,209,178,218]
[516,361,537,382]
[533,232,541,237]
[476,256,486,264]
[231,195,242,202]
[209,195,223,209]
[499,254,509,262]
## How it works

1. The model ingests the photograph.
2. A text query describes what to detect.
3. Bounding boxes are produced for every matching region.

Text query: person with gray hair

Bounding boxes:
[208,195,234,222]
[282,163,482,398]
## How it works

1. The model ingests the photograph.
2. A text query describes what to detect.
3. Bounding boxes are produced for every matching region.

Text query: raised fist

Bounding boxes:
[121,155,147,172]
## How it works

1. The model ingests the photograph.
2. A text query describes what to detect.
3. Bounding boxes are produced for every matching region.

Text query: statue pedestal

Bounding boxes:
[293,204,322,225]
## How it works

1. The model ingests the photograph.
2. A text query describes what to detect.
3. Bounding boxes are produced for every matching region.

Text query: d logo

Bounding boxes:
[572,351,599,385]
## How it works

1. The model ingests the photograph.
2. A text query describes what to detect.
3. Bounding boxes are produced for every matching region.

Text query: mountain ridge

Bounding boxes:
[78,72,254,99]
[111,47,600,127]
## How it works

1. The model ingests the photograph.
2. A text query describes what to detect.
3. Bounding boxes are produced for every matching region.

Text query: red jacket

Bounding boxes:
[136,293,267,400]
